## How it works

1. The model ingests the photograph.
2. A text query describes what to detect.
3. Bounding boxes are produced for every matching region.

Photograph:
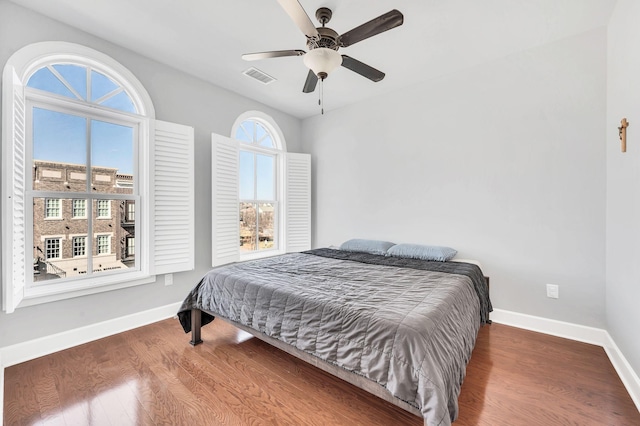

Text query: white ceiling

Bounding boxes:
[9,0,617,119]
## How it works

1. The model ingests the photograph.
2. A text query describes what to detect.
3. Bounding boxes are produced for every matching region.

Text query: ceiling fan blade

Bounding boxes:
[302,69,318,93]
[341,55,385,82]
[242,50,306,61]
[338,9,404,47]
[277,0,320,41]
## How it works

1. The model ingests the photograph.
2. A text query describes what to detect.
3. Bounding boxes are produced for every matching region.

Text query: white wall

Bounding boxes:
[302,28,607,328]
[606,0,640,377]
[0,0,302,347]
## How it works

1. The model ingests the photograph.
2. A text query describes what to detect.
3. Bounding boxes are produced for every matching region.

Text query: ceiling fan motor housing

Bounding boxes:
[308,27,339,51]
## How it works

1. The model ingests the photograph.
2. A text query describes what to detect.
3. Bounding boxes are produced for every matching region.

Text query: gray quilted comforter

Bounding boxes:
[178,248,492,426]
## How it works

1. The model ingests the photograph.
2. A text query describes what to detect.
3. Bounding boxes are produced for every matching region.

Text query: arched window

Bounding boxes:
[233,115,284,255]
[2,42,194,312]
[211,112,309,266]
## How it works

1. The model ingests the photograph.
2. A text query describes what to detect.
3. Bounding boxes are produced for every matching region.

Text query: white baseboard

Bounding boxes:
[0,301,182,368]
[490,308,608,345]
[0,301,182,425]
[491,308,640,411]
[603,333,640,410]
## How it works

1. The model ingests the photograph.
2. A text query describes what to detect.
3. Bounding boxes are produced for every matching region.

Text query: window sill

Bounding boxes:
[240,249,284,262]
[20,271,156,308]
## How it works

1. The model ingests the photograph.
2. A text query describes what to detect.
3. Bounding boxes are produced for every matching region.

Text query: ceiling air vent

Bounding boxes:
[243,67,276,85]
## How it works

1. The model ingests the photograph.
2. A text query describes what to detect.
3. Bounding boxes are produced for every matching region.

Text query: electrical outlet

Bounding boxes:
[165,273,173,286]
[546,284,559,299]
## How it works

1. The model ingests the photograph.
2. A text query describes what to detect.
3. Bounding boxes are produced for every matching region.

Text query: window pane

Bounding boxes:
[33,108,87,191]
[90,70,119,101]
[45,238,61,259]
[52,64,87,100]
[73,236,87,257]
[125,200,135,223]
[235,122,252,143]
[44,198,62,219]
[99,91,136,113]
[256,154,275,200]
[119,200,136,267]
[92,199,136,273]
[27,67,76,99]
[33,198,88,282]
[259,135,274,148]
[96,235,110,255]
[239,121,256,143]
[91,120,134,193]
[72,199,87,218]
[258,203,275,251]
[256,123,274,148]
[239,151,255,200]
[239,202,257,252]
[96,200,111,218]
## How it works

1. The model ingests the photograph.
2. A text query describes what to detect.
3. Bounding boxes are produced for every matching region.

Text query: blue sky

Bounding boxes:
[30,66,277,184]
[29,64,135,174]
[236,121,276,201]
[32,108,134,174]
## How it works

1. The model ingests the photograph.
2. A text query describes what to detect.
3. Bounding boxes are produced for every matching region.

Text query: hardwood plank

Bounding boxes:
[4,357,48,426]
[249,337,419,425]
[4,319,640,426]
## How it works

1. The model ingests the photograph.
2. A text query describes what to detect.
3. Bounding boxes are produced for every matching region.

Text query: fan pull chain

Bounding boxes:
[319,78,324,115]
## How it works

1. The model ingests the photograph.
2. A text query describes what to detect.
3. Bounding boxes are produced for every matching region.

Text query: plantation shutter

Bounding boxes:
[284,153,311,252]
[2,68,26,313]
[150,120,195,275]
[211,133,239,267]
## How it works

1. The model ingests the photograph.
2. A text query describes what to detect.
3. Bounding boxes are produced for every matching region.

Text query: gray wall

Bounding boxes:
[301,28,608,328]
[606,0,640,377]
[0,0,302,347]
[3,0,633,377]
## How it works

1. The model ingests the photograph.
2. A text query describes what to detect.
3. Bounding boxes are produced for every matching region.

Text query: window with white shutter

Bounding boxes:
[211,112,310,267]
[2,42,194,311]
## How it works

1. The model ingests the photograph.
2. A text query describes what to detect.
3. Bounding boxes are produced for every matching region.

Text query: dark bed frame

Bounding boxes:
[190,307,426,425]
[188,276,490,426]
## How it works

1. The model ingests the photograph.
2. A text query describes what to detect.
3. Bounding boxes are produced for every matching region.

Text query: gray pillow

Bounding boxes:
[339,239,396,256]
[387,243,457,262]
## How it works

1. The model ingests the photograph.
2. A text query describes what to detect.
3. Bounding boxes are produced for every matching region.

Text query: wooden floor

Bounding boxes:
[4,319,640,425]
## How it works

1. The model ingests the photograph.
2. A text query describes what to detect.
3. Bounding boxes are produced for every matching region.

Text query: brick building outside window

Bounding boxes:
[33,160,135,280]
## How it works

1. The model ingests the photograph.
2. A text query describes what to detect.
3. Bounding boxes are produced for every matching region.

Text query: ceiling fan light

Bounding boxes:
[303,48,342,79]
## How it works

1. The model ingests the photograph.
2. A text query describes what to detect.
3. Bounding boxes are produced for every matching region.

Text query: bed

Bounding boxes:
[178,248,492,426]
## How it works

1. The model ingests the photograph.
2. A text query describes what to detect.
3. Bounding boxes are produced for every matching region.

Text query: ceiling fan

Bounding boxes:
[242,0,404,94]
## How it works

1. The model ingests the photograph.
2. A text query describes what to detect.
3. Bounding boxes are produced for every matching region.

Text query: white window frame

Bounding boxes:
[96,234,111,255]
[26,81,143,285]
[2,42,195,312]
[127,236,135,256]
[44,198,62,219]
[211,111,310,267]
[233,113,285,261]
[239,148,279,256]
[72,199,87,219]
[96,199,111,219]
[72,236,87,257]
[44,237,61,260]
[127,201,135,222]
